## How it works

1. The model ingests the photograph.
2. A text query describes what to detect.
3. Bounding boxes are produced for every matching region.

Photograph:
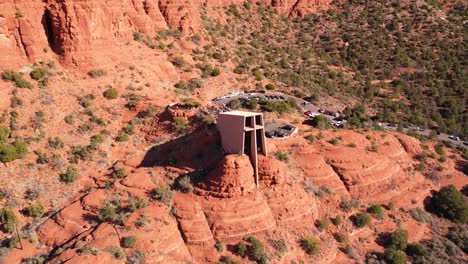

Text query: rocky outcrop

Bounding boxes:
[0,0,331,67]
[195,154,257,198]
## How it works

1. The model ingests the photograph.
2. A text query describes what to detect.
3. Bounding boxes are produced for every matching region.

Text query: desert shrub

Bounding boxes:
[64,114,75,124]
[181,97,201,108]
[368,204,384,219]
[300,236,320,256]
[106,246,125,260]
[405,243,427,257]
[331,215,342,225]
[116,132,130,142]
[15,78,34,89]
[335,231,349,243]
[227,99,241,109]
[428,184,468,223]
[435,143,446,156]
[87,69,107,78]
[215,240,225,252]
[384,248,406,264]
[413,237,464,263]
[47,137,64,149]
[30,68,47,80]
[340,197,359,212]
[90,134,105,145]
[305,134,315,142]
[311,115,329,129]
[0,144,17,163]
[121,236,137,248]
[271,151,288,162]
[2,70,33,89]
[175,176,194,193]
[351,212,371,228]
[59,166,78,184]
[316,218,330,231]
[103,87,118,99]
[261,100,294,114]
[112,167,126,179]
[348,142,357,147]
[150,186,174,207]
[409,207,432,223]
[172,118,188,134]
[387,229,408,250]
[25,188,41,200]
[446,225,468,253]
[387,202,396,210]
[0,141,28,163]
[328,138,339,146]
[97,202,118,223]
[265,83,275,90]
[0,125,10,143]
[24,201,45,218]
[218,256,239,264]
[127,197,147,213]
[35,150,49,164]
[235,241,247,257]
[172,56,186,68]
[268,238,287,257]
[245,236,268,263]
[0,206,18,233]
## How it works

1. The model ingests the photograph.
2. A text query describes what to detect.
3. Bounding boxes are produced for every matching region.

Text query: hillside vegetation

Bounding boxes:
[200,0,467,136]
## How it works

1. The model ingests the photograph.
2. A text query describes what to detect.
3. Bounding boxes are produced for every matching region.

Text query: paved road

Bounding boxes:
[213,92,466,147]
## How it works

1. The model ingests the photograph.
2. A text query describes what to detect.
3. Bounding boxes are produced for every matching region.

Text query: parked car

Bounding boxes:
[304,110,312,116]
[448,135,460,141]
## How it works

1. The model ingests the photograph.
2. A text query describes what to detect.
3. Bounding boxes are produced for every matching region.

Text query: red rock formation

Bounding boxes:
[195,154,257,198]
[257,154,286,187]
[0,0,331,67]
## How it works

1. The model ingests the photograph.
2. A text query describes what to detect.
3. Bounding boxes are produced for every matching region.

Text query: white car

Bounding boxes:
[449,135,460,141]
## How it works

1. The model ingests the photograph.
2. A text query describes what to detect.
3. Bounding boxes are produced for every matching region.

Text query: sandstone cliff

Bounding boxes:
[0,0,331,68]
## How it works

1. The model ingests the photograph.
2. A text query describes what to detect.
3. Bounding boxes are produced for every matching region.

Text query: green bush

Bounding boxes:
[352,212,371,228]
[446,225,468,253]
[387,229,408,250]
[218,256,239,264]
[368,204,384,219]
[235,241,247,257]
[0,141,28,163]
[2,70,33,89]
[106,246,125,260]
[316,218,330,231]
[30,68,47,80]
[112,167,126,179]
[265,83,275,90]
[121,236,137,248]
[428,184,468,223]
[268,238,288,257]
[215,240,225,252]
[175,176,194,193]
[97,203,118,223]
[384,248,406,264]
[150,186,174,207]
[245,236,268,263]
[60,166,78,184]
[405,243,427,257]
[0,125,10,143]
[172,118,188,134]
[25,201,45,218]
[311,115,329,129]
[300,236,320,256]
[274,151,288,162]
[0,206,19,233]
[103,87,118,99]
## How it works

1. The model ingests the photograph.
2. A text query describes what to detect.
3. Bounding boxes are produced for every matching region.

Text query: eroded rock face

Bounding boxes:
[0,0,331,67]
